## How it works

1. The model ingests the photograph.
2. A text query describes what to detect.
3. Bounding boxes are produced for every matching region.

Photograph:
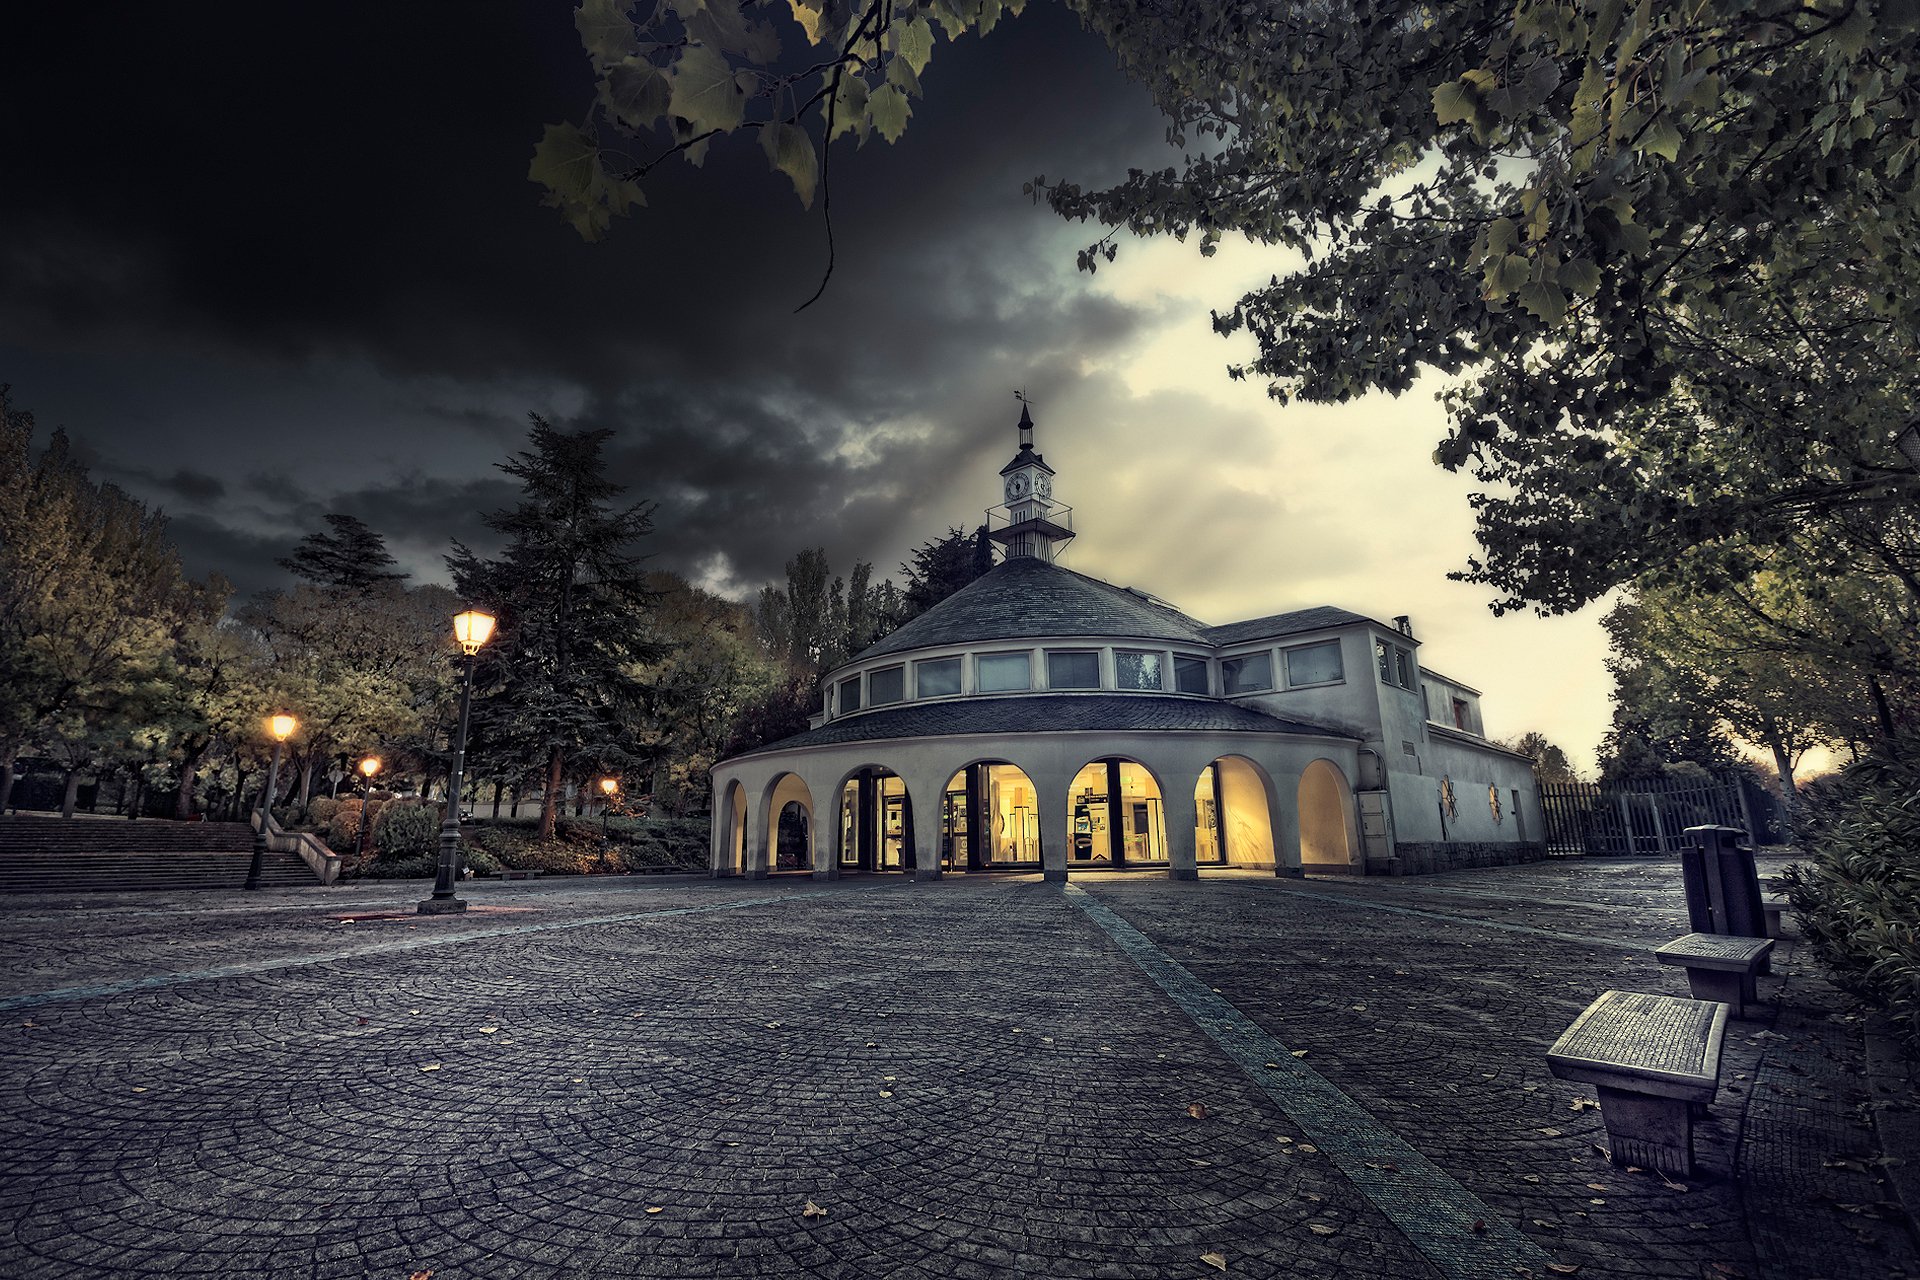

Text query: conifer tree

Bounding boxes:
[447,417,662,839]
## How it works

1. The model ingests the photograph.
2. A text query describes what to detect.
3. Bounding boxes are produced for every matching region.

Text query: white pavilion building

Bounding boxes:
[710,407,1541,882]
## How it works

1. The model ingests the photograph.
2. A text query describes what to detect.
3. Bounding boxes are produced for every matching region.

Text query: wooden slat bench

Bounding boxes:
[1654,933,1773,1019]
[1547,990,1728,1177]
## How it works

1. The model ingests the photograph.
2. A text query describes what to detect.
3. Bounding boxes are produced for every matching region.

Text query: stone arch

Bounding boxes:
[937,758,1044,872]
[1195,754,1279,868]
[718,777,747,876]
[831,763,917,873]
[1298,758,1360,870]
[1065,755,1170,869]
[760,773,814,872]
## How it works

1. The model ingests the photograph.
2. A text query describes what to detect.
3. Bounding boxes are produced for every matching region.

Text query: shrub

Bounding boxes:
[373,802,439,860]
[307,797,341,826]
[1783,734,1920,1055]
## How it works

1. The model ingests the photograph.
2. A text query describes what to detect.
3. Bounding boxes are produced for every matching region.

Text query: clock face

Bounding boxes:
[1006,474,1030,500]
[1035,473,1052,498]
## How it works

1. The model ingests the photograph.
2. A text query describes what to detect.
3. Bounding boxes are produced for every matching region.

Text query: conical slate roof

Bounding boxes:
[853,558,1214,660]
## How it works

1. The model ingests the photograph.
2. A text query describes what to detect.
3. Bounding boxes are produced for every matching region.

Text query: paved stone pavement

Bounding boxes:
[0,859,1914,1279]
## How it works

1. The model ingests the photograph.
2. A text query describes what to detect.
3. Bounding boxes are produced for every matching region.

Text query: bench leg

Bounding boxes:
[1596,1085,1697,1178]
[1682,968,1748,1019]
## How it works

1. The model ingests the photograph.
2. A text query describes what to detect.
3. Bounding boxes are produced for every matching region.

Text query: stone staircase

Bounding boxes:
[0,815,318,893]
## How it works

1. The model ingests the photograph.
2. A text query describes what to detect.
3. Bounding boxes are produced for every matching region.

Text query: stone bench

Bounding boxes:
[496,868,544,881]
[1762,894,1787,940]
[1547,990,1728,1177]
[1654,932,1773,1019]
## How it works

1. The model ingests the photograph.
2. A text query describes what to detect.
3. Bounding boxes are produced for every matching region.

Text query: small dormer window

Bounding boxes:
[1115,650,1164,691]
[915,657,961,697]
[1284,640,1343,688]
[1046,650,1100,689]
[977,652,1032,693]
[1222,652,1274,695]
[838,675,861,713]
[870,666,904,706]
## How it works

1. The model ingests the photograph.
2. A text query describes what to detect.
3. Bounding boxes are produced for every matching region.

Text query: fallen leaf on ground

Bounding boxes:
[1200,1251,1227,1272]
[1537,1127,1563,1137]
[1585,1184,1606,1192]
[1276,1135,1294,1144]
[1291,1049,1310,1058]
[478,1027,498,1034]
[1308,1223,1336,1236]
[408,1270,434,1280]
[1659,1176,1688,1192]
[1570,1098,1598,1112]
[644,1206,663,1215]
[1186,1102,1209,1119]
[765,1022,781,1029]
[1546,1266,1580,1276]
[1265,1062,1281,1069]
[130,1087,147,1093]
[356,1017,368,1026]
[1520,1174,1541,1184]
[1532,1219,1557,1230]
[1297,1144,1319,1153]
[802,1201,826,1219]
[419,1063,441,1072]
[879,1090,894,1098]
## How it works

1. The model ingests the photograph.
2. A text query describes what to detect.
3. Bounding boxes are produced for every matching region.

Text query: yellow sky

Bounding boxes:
[1025,235,1618,777]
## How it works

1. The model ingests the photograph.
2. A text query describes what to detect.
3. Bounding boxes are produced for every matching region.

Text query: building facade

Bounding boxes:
[711,407,1541,882]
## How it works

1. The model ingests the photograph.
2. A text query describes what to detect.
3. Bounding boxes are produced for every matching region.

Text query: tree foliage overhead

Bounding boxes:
[545,0,1920,615]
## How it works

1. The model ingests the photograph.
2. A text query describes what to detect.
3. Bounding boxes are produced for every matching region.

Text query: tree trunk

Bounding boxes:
[491,780,502,819]
[295,752,314,814]
[175,741,208,819]
[60,768,81,819]
[1870,675,1901,757]
[125,771,144,819]
[539,747,563,839]
[0,745,16,814]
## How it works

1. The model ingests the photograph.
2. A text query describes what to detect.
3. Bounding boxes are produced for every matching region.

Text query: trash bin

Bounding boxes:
[1682,825,1769,964]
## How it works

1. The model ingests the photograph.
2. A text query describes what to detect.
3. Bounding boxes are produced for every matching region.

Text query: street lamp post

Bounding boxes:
[245,713,298,891]
[598,776,618,866]
[420,609,495,915]
[356,756,381,859]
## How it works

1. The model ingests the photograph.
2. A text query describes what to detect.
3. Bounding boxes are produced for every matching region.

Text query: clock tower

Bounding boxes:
[988,402,1074,562]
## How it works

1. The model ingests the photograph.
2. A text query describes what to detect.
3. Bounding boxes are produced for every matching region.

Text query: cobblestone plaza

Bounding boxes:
[1,860,1913,1279]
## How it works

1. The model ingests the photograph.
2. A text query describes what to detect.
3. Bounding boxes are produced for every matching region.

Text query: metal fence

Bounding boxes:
[1538,773,1786,856]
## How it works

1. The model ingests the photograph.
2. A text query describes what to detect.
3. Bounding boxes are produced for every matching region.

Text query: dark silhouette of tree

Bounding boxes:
[278,513,406,591]
[448,416,663,839]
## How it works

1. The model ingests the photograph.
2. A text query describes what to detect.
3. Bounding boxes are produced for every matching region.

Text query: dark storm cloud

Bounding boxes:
[0,1,1178,596]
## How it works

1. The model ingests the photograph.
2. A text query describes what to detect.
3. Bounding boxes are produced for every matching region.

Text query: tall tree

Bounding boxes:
[278,513,407,591]
[0,390,197,814]
[448,416,662,839]
[1500,731,1579,785]
[899,525,993,620]
[1597,598,1742,784]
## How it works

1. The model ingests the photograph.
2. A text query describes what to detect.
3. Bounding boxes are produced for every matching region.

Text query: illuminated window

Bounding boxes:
[1047,650,1100,689]
[915,657,961,697]
[977,652,1031,693]
[1222,652,1273,695]
[1284,640,1343,687]
[869,666,904,706]
[1174,655,1210,694]
[838,675,861,713]
[1115,650,1164,691]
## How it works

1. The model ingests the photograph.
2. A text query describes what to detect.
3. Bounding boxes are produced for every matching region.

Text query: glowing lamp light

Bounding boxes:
[600,777,619,797]
[268,713,297,742]
[452,609,496,655]
[359,756,381,779]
